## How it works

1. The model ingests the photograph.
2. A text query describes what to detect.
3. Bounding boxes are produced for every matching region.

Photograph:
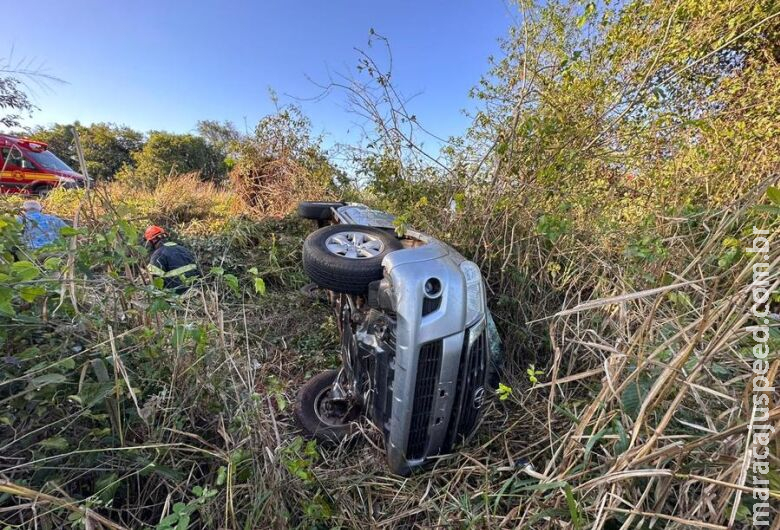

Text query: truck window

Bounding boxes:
[1,148,23,169]
[26,149,73,172]
[1,148,37,170]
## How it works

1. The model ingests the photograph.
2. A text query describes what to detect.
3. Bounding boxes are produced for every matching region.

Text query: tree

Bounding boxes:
[30,122,143,181]
[229,105,347,215]
[233,105,346,190]
[1,55,64,128]
[125,131,226,189]
[0,76,34,128]
[197,120,240,153]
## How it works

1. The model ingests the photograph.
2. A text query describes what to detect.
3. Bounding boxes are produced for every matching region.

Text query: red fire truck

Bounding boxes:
[0,134,85,194]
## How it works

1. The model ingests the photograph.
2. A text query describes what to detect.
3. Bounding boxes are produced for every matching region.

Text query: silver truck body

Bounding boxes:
[335,204,490,474]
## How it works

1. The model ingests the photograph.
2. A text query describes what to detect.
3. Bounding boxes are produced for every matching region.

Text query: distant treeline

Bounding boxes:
[24,106,345,192]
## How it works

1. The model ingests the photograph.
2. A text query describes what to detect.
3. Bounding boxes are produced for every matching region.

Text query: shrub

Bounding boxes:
[119,131,227,189]
[229,105,345,217]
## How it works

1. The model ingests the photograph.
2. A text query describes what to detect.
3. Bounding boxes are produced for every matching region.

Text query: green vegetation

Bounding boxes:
[1,0,779,528]
[119,131,226,189]
[30,123,144,182]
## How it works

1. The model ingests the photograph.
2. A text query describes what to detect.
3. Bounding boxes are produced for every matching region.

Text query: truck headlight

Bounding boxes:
[460,261,485,326]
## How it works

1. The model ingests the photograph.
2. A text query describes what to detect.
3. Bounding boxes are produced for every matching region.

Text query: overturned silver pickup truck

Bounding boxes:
[294,201,500,475]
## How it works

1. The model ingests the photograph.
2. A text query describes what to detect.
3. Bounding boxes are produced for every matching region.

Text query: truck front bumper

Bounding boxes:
[380,241,490,475]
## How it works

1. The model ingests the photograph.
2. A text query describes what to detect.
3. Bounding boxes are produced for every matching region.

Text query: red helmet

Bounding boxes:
[144,225,166,242]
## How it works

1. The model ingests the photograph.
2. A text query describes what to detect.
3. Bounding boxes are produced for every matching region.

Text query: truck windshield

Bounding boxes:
[26,149,75,172]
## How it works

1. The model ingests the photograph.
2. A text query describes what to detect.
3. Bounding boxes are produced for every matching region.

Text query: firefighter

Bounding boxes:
[144,225,200,293]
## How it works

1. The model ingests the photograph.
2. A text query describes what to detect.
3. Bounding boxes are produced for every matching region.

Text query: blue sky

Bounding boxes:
[4,1,513,147]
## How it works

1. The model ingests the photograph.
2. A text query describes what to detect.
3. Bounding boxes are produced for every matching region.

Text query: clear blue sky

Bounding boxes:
[4,1,513,147]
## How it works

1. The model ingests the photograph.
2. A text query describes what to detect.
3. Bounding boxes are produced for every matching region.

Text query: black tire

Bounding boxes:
[297,201,345,221]
[299,282,328,303]
[32,185,53,197]
[295,369,358,443]
[303,224,403,294]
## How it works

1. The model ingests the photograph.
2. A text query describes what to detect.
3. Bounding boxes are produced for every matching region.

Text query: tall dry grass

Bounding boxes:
[230,157,333,218]
[2,175,777,528]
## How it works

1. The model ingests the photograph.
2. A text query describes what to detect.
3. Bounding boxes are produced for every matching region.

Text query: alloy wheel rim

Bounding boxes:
[325,231,384,259]
[314,387,348,426]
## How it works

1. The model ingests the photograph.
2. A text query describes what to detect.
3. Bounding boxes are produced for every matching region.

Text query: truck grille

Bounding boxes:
[407,340,442,460]
[422,296,441,316]
[444,327,488,452]
[370,326,396,434]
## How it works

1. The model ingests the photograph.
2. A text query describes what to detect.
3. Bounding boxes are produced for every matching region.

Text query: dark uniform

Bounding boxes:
[148,241,200,293]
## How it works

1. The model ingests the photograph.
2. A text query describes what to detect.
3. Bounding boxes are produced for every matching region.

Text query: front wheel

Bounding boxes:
[295,369,359,443]
[302,224,403,294]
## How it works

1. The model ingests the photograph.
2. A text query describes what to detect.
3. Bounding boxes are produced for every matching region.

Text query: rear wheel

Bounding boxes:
[297,201,345,222]
[31,185,53,197]
[302,224,403,294]
[295,369,359,443]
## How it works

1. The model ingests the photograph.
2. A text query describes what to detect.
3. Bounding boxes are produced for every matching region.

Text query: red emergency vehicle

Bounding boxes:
[0,134,85,194]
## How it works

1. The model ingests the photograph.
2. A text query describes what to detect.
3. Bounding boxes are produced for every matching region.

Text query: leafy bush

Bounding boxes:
[118,131,227,189]
[230,105,345,217]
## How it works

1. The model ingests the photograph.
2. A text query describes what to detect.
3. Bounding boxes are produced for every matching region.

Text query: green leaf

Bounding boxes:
[38,436,69,450]
[0,286,15,316]
[158,513,179,526]
[18,285,46,303]
[95,473,120,504]
[576,2,596,28]
[751,205,780,215]
[216,466,227,486]
[78,382,115,408]
[172,502,187,514]
[43,257,63,270]
[563,484,584,529]
[11,261,39,281]
[248,267,259,275]
[149,297,169,314]
[176,514,190,530]
[621,381,643,420]
[209,266,225,276]
[55,357,76,370]
[583,425,611,462]
[17,347,39,360]
[254,277,266,296]
[453,192,466,212]
[223,274,239,294]
[59,226,84,237]
[613,419,629,454]
[30,373,67,387]
[275,393,288,411]
[767,186,780,205]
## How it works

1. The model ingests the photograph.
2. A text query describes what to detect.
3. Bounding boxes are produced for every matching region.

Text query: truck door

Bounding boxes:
[1,147,41,189]
[0,147,27,189]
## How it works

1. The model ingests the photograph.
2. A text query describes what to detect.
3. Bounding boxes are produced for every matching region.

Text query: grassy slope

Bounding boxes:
[1,185,531,529]
[1,171,779,529]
